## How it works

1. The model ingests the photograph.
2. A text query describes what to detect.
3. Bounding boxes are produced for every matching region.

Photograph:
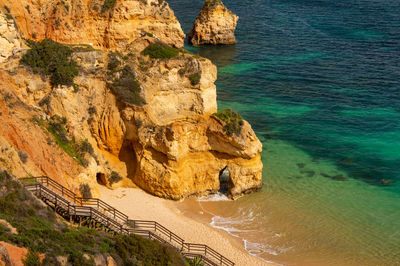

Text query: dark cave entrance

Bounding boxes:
[219,166,230,194]
[96,172,107,186]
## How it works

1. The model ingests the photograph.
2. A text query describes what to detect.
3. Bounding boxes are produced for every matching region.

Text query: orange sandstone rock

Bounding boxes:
[0,0,185,49]
[189,0,239,46]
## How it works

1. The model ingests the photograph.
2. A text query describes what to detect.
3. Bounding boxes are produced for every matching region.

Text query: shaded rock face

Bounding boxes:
[0,1,262,200]
[189,0,238,46]
[0,0,185,49]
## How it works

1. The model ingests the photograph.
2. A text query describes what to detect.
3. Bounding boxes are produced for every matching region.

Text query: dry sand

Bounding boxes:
[99,186,272,266]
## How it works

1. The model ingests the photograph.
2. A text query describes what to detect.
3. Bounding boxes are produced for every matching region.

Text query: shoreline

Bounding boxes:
[98,186,271,266]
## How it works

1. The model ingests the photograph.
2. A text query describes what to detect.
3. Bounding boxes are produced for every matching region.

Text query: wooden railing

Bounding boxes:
[31,183,126,233]
[21,177,128,224]
[127,220,185,250]
[20,176,235,266]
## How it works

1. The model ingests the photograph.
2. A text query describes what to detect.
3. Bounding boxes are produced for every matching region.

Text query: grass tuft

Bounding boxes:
[141,42,179,59]
[109,171,122,185]
[102,0,116,12]
[107,54,145,106]
[21,39,78,87]
[213,109,244,136]
[189,72,201,86]
[45,116,90,166]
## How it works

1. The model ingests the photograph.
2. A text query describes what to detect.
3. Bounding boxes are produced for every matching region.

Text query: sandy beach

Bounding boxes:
[99,186,271,266]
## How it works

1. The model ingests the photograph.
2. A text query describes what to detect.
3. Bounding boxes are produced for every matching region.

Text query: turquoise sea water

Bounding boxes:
[169,0,400,264]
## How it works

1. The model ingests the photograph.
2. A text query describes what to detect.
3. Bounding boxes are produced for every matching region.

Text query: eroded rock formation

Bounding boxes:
[0,11,21,62]
[0,1,262,200]
[0,0,185,49]
[189,0,239,46]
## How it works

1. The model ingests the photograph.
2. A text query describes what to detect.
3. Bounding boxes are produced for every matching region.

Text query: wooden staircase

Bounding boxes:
[20,177,235,266]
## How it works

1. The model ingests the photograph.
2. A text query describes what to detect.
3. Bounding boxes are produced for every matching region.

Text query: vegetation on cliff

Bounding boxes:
[0,170,188,265]
[213,109,244,135]
[21,39,78,87]
[142,42,180,59]
[107,53,145,106]
[189,72,201,85]
[102,0,117,12]
[32,115,93,167]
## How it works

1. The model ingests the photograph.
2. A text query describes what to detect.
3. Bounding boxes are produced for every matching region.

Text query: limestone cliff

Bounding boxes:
[0,1,262,200]
[0,0,185,49]
[0,11,21,62]
[189,0,238,46]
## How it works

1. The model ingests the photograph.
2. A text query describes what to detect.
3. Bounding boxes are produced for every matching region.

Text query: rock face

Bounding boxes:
[0,241,29,266]
[189,0,238,46]
[0,0,185,49]
[0,1,262,200]
[0,12,21,62]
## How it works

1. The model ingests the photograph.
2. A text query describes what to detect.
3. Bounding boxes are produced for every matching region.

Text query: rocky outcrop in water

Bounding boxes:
[189,0,238,46]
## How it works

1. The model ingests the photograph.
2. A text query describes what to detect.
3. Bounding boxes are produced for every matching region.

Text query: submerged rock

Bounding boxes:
[189,0,239,46]
[380,179,393,186]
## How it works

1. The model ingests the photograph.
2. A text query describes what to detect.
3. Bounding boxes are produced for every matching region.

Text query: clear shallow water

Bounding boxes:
[169,0,400,264]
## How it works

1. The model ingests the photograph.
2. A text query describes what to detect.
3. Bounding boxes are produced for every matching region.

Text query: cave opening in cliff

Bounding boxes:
[219,166,230,194]
[118,140,138,181]
[96,173,107,186]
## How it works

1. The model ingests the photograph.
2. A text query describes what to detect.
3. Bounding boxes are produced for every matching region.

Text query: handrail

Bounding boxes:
[183,253,217,266]
[127,219,185,249]
[20,177,128,224]
[28,183,127,234]
[20,176,234,266]
[184,243,234,265]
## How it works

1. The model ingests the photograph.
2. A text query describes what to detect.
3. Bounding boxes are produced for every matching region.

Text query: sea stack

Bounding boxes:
[189,0,239,46]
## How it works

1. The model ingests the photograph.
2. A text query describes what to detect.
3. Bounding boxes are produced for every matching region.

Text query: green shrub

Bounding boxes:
[213,109,244,136]
[18,150,29,164]
[102,0,116,12]
[113,234,185,265]
[21,39,78,87]
[23,250,41,266]
[78,140,94,156]
[108,65,145,106]
[46,116,91,166]
[141,42,179,59]
[5,13,13,20]
[88,106,97,115]
[79,184,92,198]
[109,171,122,185]
[189,72,201,85]
[0,171,187,266]
[190,256,204,266]
[107,52,121,72]
[67,250,94,266]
